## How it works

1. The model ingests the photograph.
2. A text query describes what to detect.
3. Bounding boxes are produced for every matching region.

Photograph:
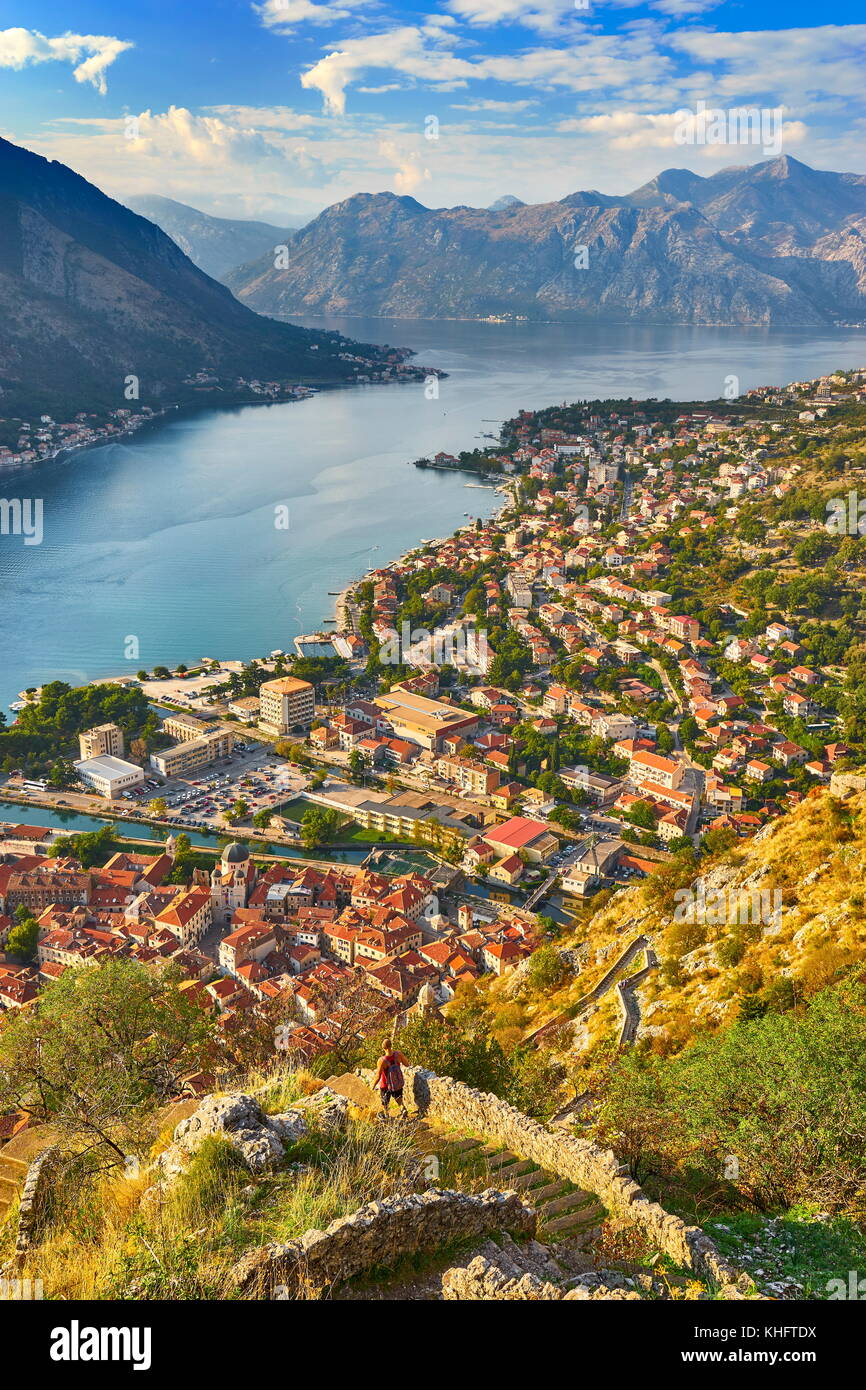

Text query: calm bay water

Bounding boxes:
[3,316,866,710]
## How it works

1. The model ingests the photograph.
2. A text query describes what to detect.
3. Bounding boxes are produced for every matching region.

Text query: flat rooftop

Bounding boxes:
[374,687,475,734]
[74,755,143,778]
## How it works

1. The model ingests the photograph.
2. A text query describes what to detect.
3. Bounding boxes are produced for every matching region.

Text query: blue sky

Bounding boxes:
[1,0,864,221]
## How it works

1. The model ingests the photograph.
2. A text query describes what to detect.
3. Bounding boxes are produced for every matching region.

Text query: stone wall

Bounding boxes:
[15,1147,60,1263]
[442,1254,641,1301]
[234,1188,536,1298]
[830,771,866,797]
[363,1067,754,1297]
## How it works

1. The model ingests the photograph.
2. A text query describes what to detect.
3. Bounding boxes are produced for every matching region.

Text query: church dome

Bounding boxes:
[222,841,250,865]
[417,981,437,1009]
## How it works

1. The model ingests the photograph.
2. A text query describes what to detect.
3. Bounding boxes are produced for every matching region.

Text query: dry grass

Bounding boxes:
[13,1081,482,1301]
[475,786,866,1063]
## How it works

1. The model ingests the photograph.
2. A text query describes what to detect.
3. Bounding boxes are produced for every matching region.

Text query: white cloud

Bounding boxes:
[122,106,281,165]
[650,0,720,14]
[669,24,866,102]
[562,107,808,153]
[377,138,431,194]
[254,0,371,31]
[0,26,132,94]
[301,27,471,115]
[301,24,674,115]
[445,0,578,34]
[451,98,538,111]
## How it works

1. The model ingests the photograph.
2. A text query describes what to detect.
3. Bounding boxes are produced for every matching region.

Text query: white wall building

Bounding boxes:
[74,755,146,799]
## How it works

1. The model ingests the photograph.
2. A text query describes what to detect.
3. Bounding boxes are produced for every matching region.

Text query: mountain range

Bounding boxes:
[0,138,380,420]
[122,195,307,280]
[225,157,866,327]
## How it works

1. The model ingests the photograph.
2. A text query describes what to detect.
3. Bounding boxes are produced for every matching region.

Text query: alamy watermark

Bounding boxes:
[827,1271,866,1299]
[826,491,866,536]
[379,620,489,674]
[1,1277,43,1300]
[674,101,783,158]
[0,497,43,545]
[50,1323,152,1370]
[673,883,782,929]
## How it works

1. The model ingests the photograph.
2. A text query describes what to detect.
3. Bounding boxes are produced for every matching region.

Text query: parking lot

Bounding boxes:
[124,741,310,831]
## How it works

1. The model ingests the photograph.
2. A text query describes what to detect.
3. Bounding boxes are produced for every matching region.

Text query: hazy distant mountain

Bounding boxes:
[124,194,305,280]
[0,138,383,418]
[227,157,866,327]
[488,195,525,211]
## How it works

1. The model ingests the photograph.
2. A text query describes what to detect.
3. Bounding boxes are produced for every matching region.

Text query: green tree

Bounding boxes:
[0,960,216,1169]
[347,748,366,783]
[51,823,118,868]
[526,945,568,992]
[4,916,38,962]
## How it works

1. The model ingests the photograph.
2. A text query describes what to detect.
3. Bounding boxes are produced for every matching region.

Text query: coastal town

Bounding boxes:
[0,350,440,473]
[2,364,866,1068]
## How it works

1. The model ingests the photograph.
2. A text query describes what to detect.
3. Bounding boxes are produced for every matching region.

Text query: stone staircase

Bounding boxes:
[411,1121,608,1246]
[323,1076,607,1248]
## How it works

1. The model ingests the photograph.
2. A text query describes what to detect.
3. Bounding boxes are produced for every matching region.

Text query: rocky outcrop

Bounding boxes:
[234,1189,537,1298]
[830,771,866,798]
[159,1088,349,1179]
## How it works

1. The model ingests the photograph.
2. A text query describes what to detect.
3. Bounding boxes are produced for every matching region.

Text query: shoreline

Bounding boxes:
[0,365,446,482]
[287,310,866,331]
[330,473,515,627]
[3,449,506,710]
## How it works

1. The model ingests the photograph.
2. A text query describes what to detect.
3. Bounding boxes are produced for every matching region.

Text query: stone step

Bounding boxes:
[543,1208,605,1236]
[482,1148,519,1169]
[504,1167,552,1193]
[495,1158,536,1181]
[530,1179,570,1203]
[541,1188,595,1217]
[0,1177,19,1200]
[446,1138,482,1154]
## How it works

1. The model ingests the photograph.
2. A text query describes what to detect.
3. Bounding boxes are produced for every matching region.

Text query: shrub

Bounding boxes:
[594,983,866,1213]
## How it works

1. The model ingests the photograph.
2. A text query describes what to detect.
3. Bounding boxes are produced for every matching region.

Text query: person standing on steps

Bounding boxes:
[372,1038,409,1120]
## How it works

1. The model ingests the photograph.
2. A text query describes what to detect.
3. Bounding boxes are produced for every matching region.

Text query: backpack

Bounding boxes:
[382,1053,403,1091]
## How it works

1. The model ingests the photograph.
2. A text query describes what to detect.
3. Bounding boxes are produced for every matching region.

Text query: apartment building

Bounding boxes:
[150,728,234,777]
[78,723,125,760]
[629,750,683,792]
[258,676,315,735]
[161,712,222,743]
[435,755,500,797]
[505,572,533,609]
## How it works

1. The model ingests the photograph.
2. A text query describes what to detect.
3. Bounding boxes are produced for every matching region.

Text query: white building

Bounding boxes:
[74,754,146,799]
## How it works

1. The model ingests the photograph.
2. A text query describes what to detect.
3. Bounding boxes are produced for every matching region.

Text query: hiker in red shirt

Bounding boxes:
[372,1037,409,1121]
